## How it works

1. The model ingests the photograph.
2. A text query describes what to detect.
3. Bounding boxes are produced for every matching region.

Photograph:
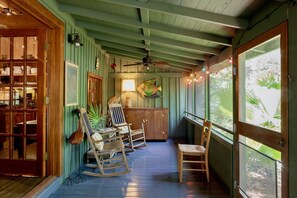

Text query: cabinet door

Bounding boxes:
[154,110,168,140]
[144,110,154,139]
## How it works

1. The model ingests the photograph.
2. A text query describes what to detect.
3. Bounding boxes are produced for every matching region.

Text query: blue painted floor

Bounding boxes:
[50,140,229,198]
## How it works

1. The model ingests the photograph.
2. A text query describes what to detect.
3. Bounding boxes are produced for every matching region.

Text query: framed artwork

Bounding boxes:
[65,61,79,106]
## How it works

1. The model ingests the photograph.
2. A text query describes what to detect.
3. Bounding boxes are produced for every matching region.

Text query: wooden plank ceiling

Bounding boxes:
[56,0,269,72]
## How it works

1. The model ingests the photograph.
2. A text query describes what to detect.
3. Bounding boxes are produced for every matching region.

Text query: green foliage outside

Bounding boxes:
[246,73,281,161]
[209,66,233,134]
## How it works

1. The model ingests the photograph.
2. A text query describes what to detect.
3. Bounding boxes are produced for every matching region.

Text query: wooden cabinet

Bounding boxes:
[123,108,168,140]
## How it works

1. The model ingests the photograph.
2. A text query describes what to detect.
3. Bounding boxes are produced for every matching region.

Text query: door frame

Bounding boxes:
[11,0,64,176]
[234,21,288,198]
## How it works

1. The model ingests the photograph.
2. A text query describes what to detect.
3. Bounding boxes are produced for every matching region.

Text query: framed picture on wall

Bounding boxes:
[65,61,79,106]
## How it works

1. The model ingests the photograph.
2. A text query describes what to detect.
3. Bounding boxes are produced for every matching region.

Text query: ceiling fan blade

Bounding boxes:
[154,61,170,69]
[123,62,143,66]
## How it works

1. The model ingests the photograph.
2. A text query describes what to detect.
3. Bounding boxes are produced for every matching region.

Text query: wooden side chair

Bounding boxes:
[178,119,212,182]
[79,108,131,177]
[108,103,147,151]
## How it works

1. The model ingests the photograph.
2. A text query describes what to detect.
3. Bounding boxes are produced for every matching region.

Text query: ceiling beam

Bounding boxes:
[90,33,202,65]
[76,20,219,55]
[140,7,150,46]
[100,0,248,29]
[58,3,231,46]
[89,32,205,61]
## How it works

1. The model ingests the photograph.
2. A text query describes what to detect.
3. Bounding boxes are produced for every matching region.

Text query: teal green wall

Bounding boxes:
[108,57,187,139]
[39,0,109,180]
[233,2,297,197]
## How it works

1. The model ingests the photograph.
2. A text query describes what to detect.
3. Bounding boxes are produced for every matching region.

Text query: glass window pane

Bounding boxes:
[209,60,233,131]
[187,82,193,114]
[195,71,205,118]
[239,36,281,132]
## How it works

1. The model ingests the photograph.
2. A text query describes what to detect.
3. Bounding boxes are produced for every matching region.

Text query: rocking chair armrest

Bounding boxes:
[94,128,120,135]
[115,123,132,127]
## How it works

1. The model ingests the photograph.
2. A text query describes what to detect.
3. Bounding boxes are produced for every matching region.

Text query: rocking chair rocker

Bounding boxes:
[79,108,131,177]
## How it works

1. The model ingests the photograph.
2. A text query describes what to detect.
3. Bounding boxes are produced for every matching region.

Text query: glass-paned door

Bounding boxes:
[0,30,45,176]
[235,22,288,198]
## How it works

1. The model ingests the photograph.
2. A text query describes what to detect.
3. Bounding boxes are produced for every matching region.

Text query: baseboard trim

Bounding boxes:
[23,175,63,198]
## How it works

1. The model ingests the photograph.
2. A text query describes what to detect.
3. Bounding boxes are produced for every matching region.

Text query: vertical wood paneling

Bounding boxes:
[62,22,104,179]
[108,57,186,139]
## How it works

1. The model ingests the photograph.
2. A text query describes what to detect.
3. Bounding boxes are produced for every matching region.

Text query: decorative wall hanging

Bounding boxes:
[65,61,78,106]
[137,79,162,98]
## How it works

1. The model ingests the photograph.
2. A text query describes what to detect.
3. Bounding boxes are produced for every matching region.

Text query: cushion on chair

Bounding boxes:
[117,124,129,134]
[178,144,206,155]
[91,132,104,151]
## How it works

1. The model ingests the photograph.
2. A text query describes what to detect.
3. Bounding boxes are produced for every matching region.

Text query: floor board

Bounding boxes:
[50,140,230,198]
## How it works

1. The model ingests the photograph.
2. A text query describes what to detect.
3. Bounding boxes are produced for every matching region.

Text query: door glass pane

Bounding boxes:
[0,87,10,106]
[0,37,10,60]
[26,87,37,109]
[0,137,9,159]
[239,135,281,198]
[27,36,38,59]
[12,136,23,159]
[238,36,281,132]
[13,37,24,59]
[12,87,24,109]
[26,137,37,160]
[0,62,10,84]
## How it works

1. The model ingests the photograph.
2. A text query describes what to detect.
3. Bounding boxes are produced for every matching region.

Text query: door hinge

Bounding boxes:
[233,67,237,75]
[44,96,49,105]
[234,180,238,189]
[279,138,285,147]
[44,152,48,161]
[233,123,237,133]
[44,42,50,51]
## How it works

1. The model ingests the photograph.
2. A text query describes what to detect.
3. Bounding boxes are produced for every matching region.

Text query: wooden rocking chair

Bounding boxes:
[79,108,131,177]
[109,103,147,151]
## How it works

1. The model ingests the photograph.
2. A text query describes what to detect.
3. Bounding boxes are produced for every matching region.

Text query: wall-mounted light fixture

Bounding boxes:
[122,79,136,108]
[68,33,83,47]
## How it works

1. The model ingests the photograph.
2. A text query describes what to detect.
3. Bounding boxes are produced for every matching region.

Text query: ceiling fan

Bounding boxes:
[123,51,169,69]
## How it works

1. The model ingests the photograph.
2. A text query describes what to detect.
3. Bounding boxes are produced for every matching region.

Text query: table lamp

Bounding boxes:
[122,79,136,108]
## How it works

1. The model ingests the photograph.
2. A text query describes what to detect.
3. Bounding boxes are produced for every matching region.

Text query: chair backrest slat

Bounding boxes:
[200,119,212,153]
[109,104,126,125]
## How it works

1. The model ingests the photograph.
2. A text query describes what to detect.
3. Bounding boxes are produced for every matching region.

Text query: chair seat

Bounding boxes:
[178,144,206,155]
